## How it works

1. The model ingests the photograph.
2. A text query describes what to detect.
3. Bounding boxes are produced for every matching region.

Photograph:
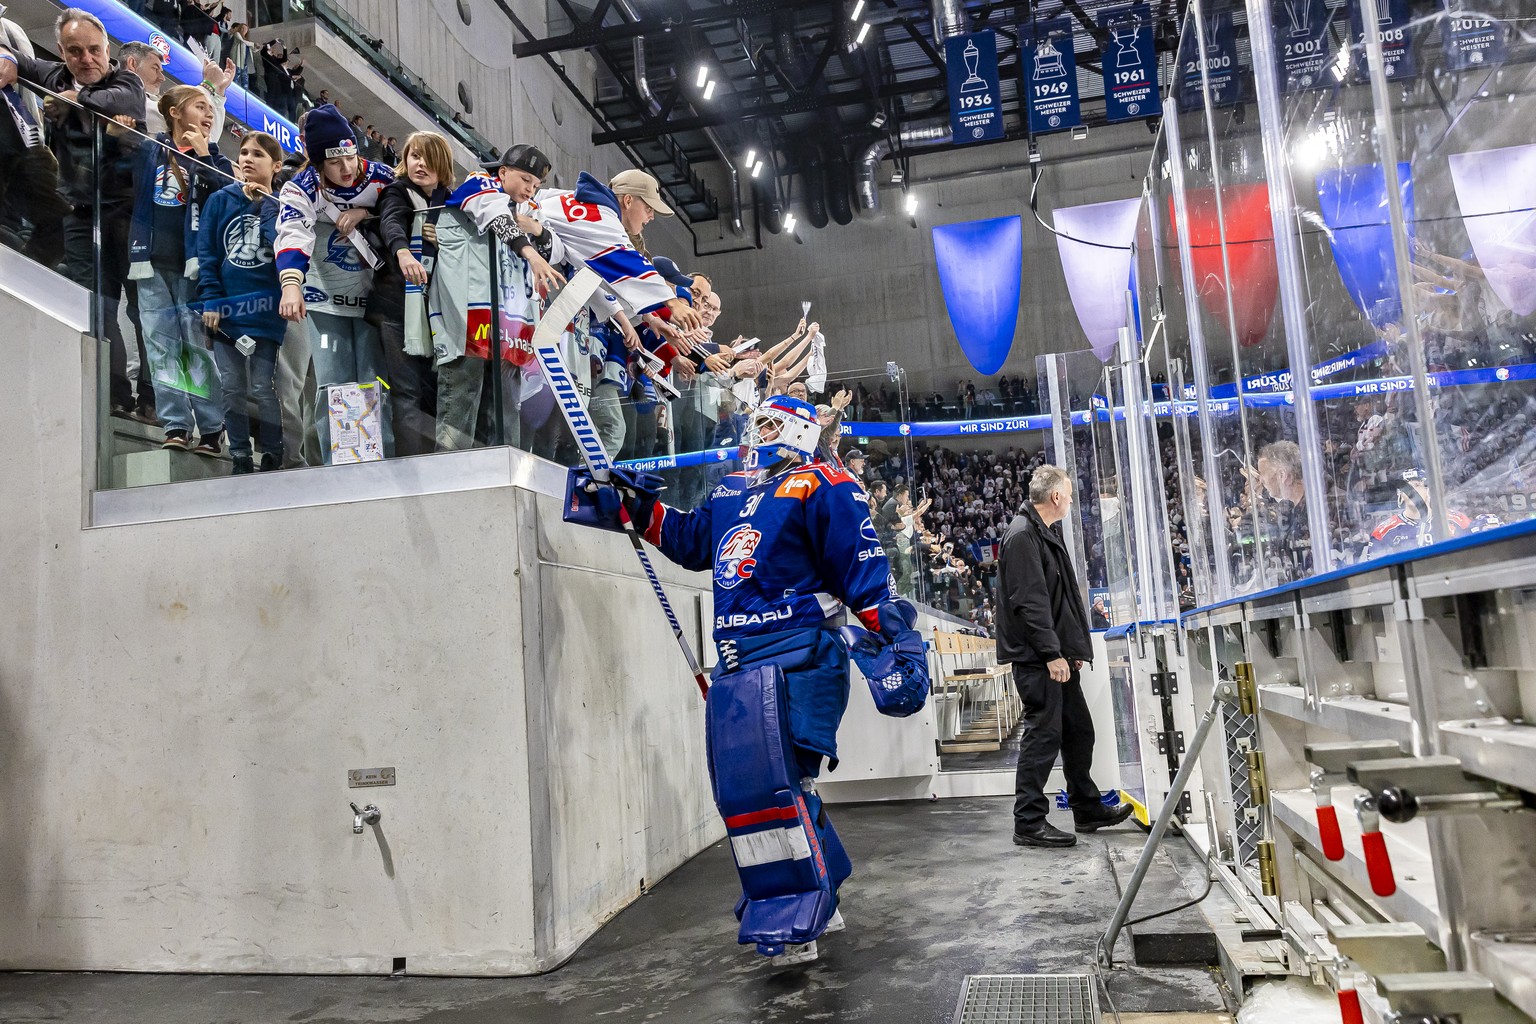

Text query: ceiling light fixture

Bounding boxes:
[783,212,798,233]
[695,64,710,88]
[851,0,865,19]
[745,148,758,168]
[855,21,871,44]
[904,193,918,216]
[751,162,764,178]
[870,111,886,129]
[703,79,717,100]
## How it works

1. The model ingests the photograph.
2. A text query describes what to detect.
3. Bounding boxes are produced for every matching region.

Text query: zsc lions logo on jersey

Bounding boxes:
[223,215,273,269]
[714,524,762,591]
[324,227,364,272]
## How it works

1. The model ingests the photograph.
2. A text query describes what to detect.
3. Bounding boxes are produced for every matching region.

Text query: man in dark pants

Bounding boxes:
[996,464,1132,848]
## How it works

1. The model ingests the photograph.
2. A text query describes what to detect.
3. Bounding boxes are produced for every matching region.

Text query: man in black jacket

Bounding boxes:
[996,464,1130,847]
[0,9,146,417]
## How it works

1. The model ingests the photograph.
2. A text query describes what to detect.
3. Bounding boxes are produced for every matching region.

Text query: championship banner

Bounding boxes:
[1316,162,1415,327]
[1448,145,1536,316]
[1022,17,1081,135]
[1348,0,1416,83]
[1441,1,1506,71]
[61,0,301,152]
[1098,4,1157,123]
[931,216,1023,376]
[1167,183,1278,348]
[1178,7,1242,111]
[945,30,1005,144]
[1053,197,1143,361]
[1272,0,1338,92]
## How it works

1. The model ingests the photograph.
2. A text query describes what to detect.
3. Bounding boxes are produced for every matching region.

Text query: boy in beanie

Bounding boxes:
[274,103,397,462]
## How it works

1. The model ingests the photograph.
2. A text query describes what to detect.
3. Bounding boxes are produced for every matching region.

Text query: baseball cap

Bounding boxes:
[610,169,673,215]
[845,448,866,461]
[481,143,552,180]
[650,255,694,290]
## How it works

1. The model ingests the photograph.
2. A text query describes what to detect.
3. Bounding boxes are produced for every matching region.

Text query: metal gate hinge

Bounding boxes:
[1150,672,1179,696]
[1245,750,1270,806]
[1257,839,1279,897]
[1236,662,1258,716]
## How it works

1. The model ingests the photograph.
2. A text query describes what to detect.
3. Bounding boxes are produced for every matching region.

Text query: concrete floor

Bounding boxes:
[0,797,1227,1024]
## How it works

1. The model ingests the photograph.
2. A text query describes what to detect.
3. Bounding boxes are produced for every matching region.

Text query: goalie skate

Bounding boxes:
[768,940,819,966]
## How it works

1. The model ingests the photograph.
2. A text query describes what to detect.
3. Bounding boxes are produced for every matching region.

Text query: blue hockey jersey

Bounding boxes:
[642,461,896,641]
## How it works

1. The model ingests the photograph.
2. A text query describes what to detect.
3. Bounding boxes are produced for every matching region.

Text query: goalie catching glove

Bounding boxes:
[838,599,930,718]
[563,466,664,534]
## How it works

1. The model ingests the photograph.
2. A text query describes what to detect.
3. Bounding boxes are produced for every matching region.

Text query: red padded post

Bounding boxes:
[1338,987,1364,1024]
[1361,829,1396,897]
[1316,804,1346,861]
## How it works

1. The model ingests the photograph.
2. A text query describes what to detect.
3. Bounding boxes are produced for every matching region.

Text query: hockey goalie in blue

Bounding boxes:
[564,393,930,965]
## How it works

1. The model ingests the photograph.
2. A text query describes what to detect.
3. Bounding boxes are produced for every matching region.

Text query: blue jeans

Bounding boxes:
[308,311,392,463]
[139,269,224,436]
[213,337,283,458]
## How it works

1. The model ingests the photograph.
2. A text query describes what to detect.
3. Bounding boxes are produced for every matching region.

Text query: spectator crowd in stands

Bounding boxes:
[0,7,842,477]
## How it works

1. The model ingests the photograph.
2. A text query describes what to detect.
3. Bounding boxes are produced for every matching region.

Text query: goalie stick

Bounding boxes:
[530,268,710,699]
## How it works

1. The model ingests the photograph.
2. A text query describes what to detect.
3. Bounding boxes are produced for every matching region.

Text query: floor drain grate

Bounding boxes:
[952,973,1099,1024]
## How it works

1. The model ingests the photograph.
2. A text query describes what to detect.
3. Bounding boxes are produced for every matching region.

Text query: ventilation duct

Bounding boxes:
[856,122,951,213]
[803,141,829,229]
[622,1,744,235]
[827,144,855,225]
[773,9,809,87]
[931,0,967,59]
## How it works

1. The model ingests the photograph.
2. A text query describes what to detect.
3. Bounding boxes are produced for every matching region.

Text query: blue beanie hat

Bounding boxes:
[302,104,357,161]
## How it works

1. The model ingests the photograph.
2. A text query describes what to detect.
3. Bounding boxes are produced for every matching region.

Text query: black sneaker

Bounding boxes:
[1073,802,1135,834]
[259,452,281,472]
[162,429,191,450]
[192,433,223,457]
[1013,822,1077,848]
[231,454,255,475]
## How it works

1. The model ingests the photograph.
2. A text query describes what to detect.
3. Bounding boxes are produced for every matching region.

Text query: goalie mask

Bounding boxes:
[745,394,821,478]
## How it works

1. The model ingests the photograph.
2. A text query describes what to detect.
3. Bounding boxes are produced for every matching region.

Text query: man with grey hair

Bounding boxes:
[120,40,231,138]
[0,8,146,416]
[996,464,1130,848]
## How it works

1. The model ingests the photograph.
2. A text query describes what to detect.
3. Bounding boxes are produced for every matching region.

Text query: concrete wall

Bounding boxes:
[0,280,718,975]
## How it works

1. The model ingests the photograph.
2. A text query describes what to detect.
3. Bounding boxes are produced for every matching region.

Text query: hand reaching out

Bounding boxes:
[334,207,369,236]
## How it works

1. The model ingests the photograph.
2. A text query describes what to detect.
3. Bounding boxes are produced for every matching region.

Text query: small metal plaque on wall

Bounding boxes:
[348,767,396,788]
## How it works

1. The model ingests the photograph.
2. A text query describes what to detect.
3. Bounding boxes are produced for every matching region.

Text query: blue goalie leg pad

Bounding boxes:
[706,663,839,950]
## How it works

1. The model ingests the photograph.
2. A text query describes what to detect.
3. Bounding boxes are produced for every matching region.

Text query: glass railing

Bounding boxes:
[1141,0,1536,607]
